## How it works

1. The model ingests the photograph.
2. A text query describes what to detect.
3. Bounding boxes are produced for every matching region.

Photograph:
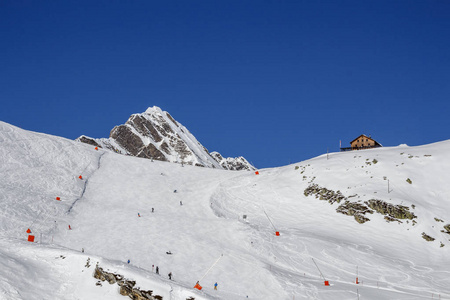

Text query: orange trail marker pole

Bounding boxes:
[312,258,329,286]
[356,265,359,284]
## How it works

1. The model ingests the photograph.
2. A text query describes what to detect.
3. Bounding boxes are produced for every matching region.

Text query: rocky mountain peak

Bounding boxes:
[77,107,255,171]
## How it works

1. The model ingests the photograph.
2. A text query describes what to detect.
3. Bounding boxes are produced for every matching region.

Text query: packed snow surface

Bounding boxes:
[1,120,450,299]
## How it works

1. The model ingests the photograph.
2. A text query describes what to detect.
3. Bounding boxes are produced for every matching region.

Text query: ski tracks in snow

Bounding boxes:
[206,168,450,299]
[67,151,106,213]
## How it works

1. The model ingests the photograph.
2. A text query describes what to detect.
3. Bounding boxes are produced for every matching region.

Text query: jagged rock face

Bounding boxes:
[76,106,255,171]
[210,151,255,171]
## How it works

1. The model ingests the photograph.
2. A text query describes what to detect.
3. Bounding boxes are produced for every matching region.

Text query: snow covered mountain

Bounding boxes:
[77,106,255,171]
[1,120,450,300]
[209,151,254,171]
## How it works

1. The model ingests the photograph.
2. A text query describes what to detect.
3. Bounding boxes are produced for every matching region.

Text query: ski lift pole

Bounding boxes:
[198,254,223,283]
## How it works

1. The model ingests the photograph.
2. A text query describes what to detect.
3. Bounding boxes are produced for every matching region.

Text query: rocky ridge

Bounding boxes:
[304,183,417,225]
[77,106,255,171]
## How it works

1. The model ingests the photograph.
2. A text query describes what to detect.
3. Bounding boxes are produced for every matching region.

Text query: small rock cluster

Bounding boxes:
[421,232,435,242]
[365,159,378,165]
[93,263,162,300]
[304,184,346,204]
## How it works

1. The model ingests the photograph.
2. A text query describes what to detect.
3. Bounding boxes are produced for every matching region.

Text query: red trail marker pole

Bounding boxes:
[356,265,359,284]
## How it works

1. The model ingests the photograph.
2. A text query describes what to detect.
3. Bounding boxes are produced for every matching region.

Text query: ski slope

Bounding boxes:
[1,120,449,300]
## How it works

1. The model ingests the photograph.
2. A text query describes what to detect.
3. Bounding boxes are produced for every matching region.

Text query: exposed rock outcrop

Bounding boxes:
[366,199,416,221]
[303,184,346,204]
[422,232,435,241]
[336,201,373,224]
[443,224,450,234]
[78,136,101,148]
[93,264,160,300]
[304,184,417,225]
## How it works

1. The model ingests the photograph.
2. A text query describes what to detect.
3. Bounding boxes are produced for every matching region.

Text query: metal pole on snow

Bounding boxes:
[264,210,277,231]
[311,258,326,281]
[198,254,223,282]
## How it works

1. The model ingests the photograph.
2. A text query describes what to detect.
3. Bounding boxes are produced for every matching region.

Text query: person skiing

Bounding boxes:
[152,208,154,213]
[180,200,183,206]
[214,282,218,290]
[168,272,172,280]
[127,259,130,264]
[156,266,159,274]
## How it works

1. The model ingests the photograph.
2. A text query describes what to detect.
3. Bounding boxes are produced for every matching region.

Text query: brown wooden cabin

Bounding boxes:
[341,134,382,151]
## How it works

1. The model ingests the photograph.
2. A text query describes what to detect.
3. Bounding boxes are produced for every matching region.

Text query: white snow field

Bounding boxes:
[1,120,450,300]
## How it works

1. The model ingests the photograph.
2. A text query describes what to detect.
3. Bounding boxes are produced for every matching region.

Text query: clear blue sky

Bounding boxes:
[1,1,449,168]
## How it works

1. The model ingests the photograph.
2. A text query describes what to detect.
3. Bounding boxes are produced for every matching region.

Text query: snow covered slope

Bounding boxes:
[1,120,450,300]
[77,106,255,171]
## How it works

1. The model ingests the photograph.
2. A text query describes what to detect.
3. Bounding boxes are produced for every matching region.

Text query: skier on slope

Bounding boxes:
[168,272,172,280]
[214,282,218,290]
